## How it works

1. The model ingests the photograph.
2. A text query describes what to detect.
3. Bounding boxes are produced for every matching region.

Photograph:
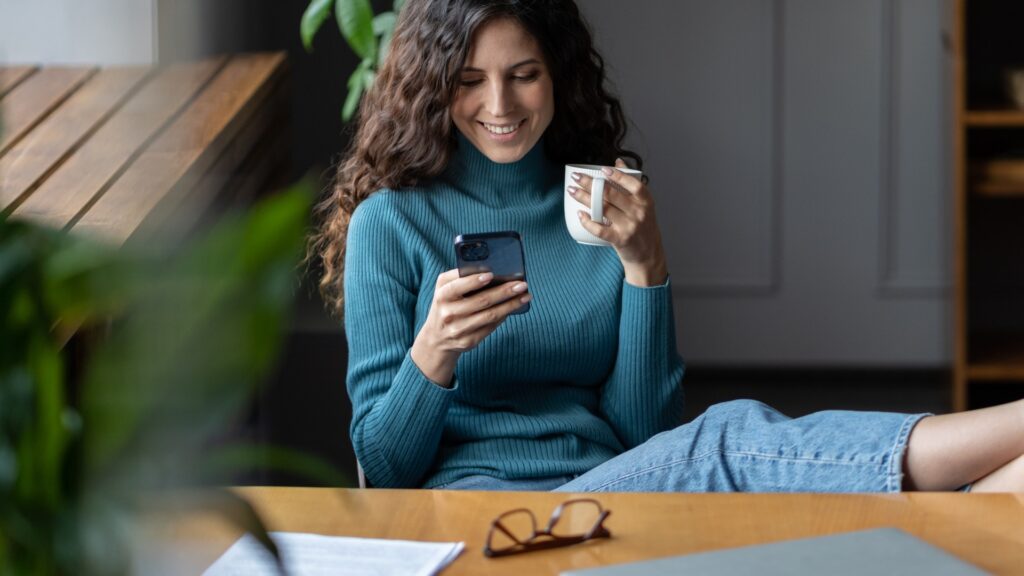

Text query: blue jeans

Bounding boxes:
[435,400,929,493]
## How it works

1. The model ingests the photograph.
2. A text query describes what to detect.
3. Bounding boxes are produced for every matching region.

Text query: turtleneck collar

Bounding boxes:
[440,132,558,204]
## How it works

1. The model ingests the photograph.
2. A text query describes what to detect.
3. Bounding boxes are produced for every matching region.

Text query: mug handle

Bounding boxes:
[590,176,605,223]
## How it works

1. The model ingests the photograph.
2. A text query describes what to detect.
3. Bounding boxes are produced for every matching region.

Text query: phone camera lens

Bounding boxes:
[460,241,489,261]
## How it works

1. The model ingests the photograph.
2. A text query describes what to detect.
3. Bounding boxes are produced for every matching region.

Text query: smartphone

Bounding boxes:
[454,231,529,314]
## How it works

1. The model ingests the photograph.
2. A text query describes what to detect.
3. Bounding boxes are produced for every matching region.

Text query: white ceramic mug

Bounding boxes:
[564,164,643,246]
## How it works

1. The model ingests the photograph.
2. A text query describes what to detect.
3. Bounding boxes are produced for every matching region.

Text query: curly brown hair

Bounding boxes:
[309,0,642,318]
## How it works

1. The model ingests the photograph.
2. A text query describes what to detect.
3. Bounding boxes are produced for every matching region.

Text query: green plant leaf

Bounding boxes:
[341,77,363,122]
[372,12,396,36]
[342,59,372,122]
[335,0,376,60]
[363,67,376,92]
[27,331,66,508]
[42,236,129,328]
[379,27,395,65]
[373,11,397,64]
[188,490,287,575]
[300,0,335,52]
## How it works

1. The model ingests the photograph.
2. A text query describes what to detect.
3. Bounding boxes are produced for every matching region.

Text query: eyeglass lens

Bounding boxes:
[489,509,538,550]
[549,499,604,538]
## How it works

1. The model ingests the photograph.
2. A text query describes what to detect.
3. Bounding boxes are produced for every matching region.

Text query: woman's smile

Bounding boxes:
[479,119,527,141]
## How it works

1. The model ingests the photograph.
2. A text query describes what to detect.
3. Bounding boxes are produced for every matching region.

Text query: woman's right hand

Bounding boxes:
[410,269,531,387]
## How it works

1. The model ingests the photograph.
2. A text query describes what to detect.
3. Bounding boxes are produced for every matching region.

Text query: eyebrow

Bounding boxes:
[461,58,542,73]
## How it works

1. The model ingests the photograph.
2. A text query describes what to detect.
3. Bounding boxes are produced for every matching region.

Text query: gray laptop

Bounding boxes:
[561,528,988,575]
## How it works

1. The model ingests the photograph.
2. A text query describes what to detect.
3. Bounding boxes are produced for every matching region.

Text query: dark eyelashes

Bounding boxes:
[458,73,541,87]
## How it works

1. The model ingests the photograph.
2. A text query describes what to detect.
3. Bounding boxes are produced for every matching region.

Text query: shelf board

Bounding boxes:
[972,180,1024,197]
[967,335,1024,381]
[967,365,1024,381]
[964,109,1024,127]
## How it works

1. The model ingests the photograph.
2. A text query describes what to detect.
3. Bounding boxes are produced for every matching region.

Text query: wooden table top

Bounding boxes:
[157,487,1024,575]
[0,53,288,245]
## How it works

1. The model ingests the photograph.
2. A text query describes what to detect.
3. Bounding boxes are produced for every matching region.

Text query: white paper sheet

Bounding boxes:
[203,531,465,576]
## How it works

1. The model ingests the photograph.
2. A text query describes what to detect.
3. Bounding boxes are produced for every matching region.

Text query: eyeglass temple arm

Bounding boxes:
[487,534,592,557]
[583,511,612,539]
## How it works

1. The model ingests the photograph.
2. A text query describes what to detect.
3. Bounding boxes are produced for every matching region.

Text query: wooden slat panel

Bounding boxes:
[152,82,288,242]
[72,53,287,246]
[0,67,150,213]
[193,83,287,205]
[0,66,37,98]
[224,108,288,204]
[12,59,225,229]
[0,67,95,156]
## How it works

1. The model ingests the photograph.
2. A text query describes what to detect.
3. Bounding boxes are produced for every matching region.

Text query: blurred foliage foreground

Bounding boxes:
[0,185,339,575]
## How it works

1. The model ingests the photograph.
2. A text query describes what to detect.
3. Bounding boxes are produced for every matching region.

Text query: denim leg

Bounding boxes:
[555,399,929,493]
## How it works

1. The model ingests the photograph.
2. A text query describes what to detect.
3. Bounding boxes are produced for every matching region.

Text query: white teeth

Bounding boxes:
[483,121,521,135]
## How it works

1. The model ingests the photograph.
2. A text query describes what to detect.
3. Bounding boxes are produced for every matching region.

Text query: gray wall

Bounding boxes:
[581,0,952,366]
[154,0,956,368]
[0,0,155,64]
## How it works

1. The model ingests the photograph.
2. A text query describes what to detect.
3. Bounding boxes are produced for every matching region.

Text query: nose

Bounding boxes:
[486,80,512,117]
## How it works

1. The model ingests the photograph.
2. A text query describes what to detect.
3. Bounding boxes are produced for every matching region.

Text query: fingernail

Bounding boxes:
[479,273,492,282]
[571,172,581,182]
[601,167,614,176]
[568,186,577,196]
[512,282,527,293]
[520,294,533,304]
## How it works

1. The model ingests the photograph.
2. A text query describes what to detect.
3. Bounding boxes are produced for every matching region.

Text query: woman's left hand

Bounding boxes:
[569,159,669,287]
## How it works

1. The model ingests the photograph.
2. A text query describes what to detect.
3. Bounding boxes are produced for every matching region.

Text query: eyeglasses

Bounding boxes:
[484,498,612,558]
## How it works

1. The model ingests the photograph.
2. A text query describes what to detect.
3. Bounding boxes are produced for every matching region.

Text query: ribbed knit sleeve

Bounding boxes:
[599,278,686,448]
[344,193,455,488]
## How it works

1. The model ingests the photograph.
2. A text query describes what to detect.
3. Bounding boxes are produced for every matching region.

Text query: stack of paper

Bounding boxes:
[203,532,465,576]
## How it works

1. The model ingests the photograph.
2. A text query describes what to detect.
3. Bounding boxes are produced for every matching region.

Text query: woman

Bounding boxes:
[309,0,1024,492]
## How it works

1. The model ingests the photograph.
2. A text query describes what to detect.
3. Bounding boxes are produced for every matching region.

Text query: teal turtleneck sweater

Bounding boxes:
[344,136,685,489]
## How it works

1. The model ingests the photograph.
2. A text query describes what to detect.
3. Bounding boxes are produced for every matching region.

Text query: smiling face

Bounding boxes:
[451,17,555,164]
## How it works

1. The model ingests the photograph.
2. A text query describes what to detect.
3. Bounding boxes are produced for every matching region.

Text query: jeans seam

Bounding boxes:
[585,449,886,492]
[885,413,929,492]
[715,450,879,466]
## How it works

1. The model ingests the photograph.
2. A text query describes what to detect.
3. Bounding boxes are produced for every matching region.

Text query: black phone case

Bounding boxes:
[454,231,529,314]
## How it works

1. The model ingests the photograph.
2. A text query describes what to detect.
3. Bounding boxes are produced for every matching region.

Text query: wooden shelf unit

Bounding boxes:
[952,0,1024,410]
